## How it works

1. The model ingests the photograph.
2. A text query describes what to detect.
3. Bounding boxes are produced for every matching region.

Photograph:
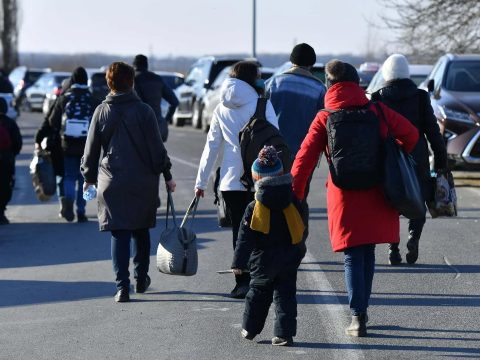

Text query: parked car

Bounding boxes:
[419,54,480,169]
[86,69,109,107]
[356,62,380,89]
[366,64,433,95]
[0,93,18,120]
[8,66,51,110]
[273,61,326,83]
[173,56,244,128]
[25,72,70,112]
[200,66,231,133]
[154,71,184,119]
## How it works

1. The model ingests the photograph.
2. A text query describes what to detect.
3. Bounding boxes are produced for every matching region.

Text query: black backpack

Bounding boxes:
[325,103,382,190]
[239,98,291,189]
[61,89,93,139]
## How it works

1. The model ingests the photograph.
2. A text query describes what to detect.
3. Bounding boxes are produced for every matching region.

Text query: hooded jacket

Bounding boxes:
[232,174,306,272]
[81,91,171,231]
[372,78,447,198]
[265,66,326,156]
[291,82,419,252]
[195,78,278,192]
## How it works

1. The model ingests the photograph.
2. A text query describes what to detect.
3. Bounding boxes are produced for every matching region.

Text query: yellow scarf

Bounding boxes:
[250,201,305,245]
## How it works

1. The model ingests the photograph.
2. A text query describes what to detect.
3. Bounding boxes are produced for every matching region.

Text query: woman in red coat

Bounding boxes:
[291,60,419,337]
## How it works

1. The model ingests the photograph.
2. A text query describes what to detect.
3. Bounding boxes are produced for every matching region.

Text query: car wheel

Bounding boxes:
[201,108,210,133]
[191,101,203,129]
[172,112,185,127]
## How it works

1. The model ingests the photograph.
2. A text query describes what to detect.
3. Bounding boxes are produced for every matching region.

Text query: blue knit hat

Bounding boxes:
[251,146,284,182]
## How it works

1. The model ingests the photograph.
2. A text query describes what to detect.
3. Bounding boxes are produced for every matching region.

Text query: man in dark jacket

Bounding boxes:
[232,146,306,346]
[133,54,179,142]
[42,67,94,222]
[0,97,22,224]
[372,54,447,265]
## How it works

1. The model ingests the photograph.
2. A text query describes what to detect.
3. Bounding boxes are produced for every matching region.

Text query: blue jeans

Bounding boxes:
[344,244,376,315]
[63,155,85,215]
[111,229,150,290]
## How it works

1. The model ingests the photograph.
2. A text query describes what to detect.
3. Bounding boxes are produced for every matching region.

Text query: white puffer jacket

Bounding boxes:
[195,78,278,192]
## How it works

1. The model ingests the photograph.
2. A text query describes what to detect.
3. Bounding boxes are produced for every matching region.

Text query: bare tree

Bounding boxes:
[0,0,19,72]
[379,0,480,62]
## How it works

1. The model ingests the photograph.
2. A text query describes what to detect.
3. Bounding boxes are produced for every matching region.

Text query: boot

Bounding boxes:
[345,314,367,337]
[406,221,424,264]
[388,243,402,265]
[59,197,74,222]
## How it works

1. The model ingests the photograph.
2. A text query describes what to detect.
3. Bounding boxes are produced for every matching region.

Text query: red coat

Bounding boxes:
[291,82,419,252]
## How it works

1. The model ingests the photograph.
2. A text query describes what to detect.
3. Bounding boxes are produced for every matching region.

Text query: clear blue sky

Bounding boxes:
[19,0,396,57]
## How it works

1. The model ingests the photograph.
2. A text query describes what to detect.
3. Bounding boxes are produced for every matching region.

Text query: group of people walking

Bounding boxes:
[2,43,447,347]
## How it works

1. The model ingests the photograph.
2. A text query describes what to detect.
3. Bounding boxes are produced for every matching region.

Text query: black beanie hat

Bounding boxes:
[70,67,88,85]
[133,54,148,70]
[325,59,360,88]
[290,43,316,67]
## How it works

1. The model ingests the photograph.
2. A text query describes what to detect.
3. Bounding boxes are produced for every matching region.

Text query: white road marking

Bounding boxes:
[169,155,199,169]
[443,256,461,279]
[302,251,365,360]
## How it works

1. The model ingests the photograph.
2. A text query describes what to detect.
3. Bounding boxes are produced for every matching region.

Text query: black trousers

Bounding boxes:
[222,190,254,286]
[0,158,14,213]
[243,257,301,338]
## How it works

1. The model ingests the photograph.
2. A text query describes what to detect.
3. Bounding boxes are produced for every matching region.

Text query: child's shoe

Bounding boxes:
[271,336,293,346]
[241,329,256,340]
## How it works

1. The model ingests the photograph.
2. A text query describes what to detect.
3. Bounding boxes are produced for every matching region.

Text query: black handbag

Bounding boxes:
[376,104,426,219]
[213,167,232,228]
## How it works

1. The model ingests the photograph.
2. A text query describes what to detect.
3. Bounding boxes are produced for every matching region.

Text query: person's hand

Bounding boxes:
[195,188,204,198]
[83,182,95,192]
[166,179,176,192]
[232,268,243,275]
[34,143,40,150]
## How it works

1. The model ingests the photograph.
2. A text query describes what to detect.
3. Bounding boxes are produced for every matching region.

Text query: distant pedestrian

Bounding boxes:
[232,146,306,346]
[291,60,419,337]
[194,61,278,299]
[371,54,447,265]
[0,98,22,224]
[265,43,327,234]
[40,67,93,223]
[133,54,179,142]
[81,62,176,303]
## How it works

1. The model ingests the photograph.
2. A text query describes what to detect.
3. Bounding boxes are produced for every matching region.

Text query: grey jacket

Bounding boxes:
[81,91,172,231]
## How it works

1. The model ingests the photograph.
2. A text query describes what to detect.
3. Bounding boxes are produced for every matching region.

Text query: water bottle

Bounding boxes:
[83,185,97,201]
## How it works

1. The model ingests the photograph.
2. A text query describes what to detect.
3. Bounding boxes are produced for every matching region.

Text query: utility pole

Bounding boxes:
[252,0,256,58]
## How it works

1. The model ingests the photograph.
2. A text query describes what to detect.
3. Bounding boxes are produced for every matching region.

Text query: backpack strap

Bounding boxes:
[253,97,267,120]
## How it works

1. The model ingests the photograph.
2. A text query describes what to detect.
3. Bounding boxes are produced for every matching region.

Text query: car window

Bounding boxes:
[211,67,230,89]
[185,65,205,85]
[445,60,480,92]
[410,75,428,86]
[53,75,69,85]
[26,71,45,85]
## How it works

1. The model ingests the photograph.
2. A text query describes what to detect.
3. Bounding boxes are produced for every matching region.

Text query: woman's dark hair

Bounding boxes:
[229,61,262,95]
[106,62,135,93]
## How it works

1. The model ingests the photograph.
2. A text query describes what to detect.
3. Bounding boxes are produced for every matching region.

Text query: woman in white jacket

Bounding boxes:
[194,61,278,298]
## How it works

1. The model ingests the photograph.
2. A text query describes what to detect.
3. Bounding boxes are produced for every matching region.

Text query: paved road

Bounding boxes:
[1,112,479,360]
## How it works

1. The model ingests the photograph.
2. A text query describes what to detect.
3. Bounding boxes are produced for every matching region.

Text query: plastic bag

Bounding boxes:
[427,171,457,218]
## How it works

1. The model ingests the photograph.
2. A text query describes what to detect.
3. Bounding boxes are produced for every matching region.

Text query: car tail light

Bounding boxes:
[53,87,62,96]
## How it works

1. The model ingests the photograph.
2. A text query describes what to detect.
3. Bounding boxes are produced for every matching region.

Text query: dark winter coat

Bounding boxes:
[46,85,94,156]
[292,82,419,252]
[0,114,22,163]
[232,174,306,275]
[372,78,447,199]
[134,69,179,141]
[80,91,172,231]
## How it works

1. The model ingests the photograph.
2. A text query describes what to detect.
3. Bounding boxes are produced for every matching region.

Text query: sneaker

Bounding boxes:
[272,336,293,346]
[114,287,130,303]
[0,213,9,225]
[345,314,367,337]
[230,284,249,299]
[388,243,402,265]
[241,329,256,340]
[135,275,151,294]
[77,214,88,223]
